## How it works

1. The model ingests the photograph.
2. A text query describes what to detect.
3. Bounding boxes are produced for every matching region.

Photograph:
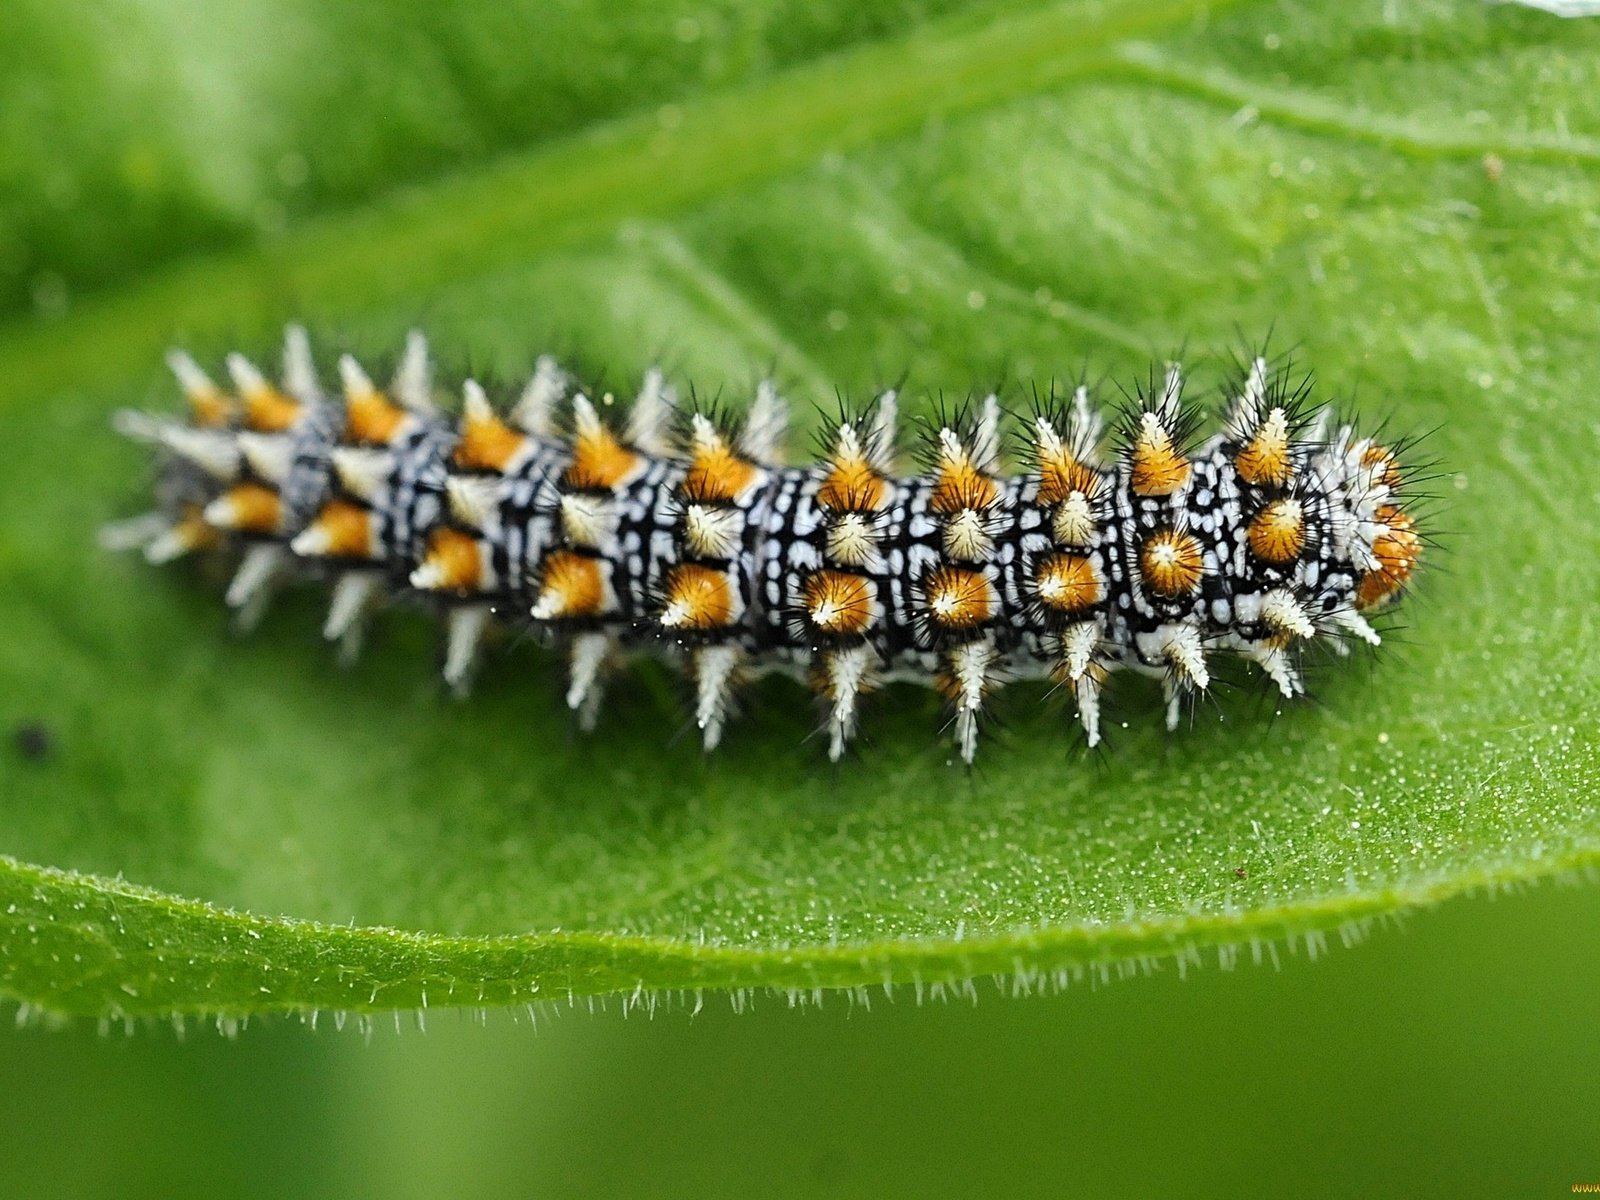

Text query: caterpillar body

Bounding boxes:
[107,327,1423,763]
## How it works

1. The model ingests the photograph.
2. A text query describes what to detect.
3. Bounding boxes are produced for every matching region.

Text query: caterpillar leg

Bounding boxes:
[566,632,612,733]
[693,644,742,752]
[443,604,492,695]
[820,644,877,763]
[945,637,997,765]
[324,571,381,666]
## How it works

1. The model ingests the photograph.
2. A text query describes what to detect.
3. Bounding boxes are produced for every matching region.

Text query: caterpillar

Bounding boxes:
[105,327,1423,763]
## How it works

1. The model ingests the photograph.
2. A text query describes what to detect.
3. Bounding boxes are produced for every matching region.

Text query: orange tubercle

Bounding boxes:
[242,386,304,434]
[1247,498,1306,565]
[1130,413,1191,497]
[930,460,1000,514]
[344,388,408,445]
[173,504,225,553]
[188,388,237,430]
[415,527,487,594]
[1361,443,1404,490]
[659,563,739,630]
[454,409,528,473]
[1035,451,1099,507]
[1357,505,1421,609]
[215,482,282,535]
[1235,407,1292,487]
[817,456,886,513]
[564,425,643,492]
[533,549,608,618]
[682,439,760,505]
[1140,529,1205,597]
[303,499,377,559]
[923,565,995,630]
[1033,553,1104,614]
[803,570,877,635]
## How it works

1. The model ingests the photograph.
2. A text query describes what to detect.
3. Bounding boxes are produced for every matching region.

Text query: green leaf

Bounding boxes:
[2,0,1597,1020]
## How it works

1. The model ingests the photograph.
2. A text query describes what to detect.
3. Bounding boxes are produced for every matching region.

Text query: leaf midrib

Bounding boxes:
[0,0,1236,408]
[10,0,1591,415]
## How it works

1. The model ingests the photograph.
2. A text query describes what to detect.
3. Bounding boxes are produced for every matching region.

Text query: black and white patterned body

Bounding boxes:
[113,329,1422,763]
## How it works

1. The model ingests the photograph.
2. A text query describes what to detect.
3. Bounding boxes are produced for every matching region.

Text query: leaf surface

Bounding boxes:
[2,0,1598,1018]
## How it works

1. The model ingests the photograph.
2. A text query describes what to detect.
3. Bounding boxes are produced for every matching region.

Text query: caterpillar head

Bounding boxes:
[1319,425,1424,620]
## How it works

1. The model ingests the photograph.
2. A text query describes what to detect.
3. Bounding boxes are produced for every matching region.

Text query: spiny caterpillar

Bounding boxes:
[106,327,1423,763]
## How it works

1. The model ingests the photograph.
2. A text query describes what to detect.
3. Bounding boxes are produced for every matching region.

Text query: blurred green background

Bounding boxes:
[4,882,1598,1197]
[4,0,1599,1192]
